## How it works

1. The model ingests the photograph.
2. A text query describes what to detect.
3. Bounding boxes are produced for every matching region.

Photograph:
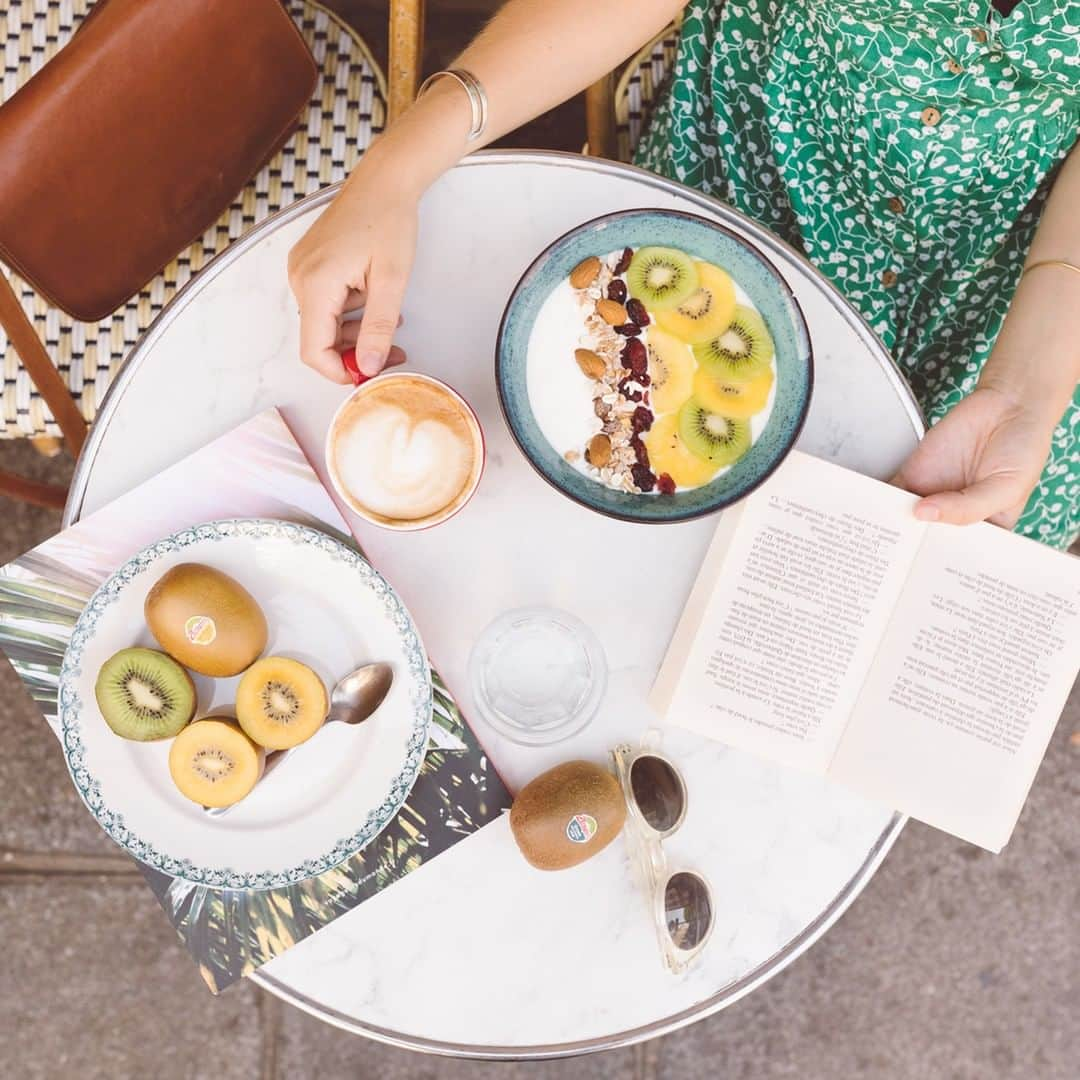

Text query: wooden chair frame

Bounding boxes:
[0,0,426,509]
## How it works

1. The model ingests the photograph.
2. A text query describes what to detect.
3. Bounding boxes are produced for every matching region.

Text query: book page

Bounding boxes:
[830,522,1080,851]
[656,452,928,773]
[650,501,747,715]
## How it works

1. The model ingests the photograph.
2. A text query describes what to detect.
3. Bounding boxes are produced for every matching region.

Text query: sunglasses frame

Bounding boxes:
[611,732,715,974]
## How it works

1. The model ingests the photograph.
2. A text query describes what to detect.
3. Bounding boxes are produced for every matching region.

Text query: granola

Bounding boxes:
[568,249,657,494]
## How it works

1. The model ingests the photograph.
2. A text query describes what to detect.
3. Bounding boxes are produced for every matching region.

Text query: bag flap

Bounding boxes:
[0,0,317,321]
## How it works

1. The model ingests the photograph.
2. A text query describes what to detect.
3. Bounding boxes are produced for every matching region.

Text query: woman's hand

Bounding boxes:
[288,161,418,384]
[892,384,1056,528]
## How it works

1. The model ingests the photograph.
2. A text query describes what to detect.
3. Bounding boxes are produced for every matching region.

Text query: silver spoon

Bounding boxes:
[204,662,394,819]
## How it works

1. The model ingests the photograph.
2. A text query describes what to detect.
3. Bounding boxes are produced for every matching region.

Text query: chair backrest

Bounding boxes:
[585,19,681,162]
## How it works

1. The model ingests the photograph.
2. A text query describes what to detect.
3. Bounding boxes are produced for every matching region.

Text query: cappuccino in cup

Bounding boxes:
[327,373,484,530]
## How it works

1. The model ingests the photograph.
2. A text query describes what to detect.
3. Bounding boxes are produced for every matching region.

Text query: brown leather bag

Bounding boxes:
[0,0,317,506]
[0,0,317,322]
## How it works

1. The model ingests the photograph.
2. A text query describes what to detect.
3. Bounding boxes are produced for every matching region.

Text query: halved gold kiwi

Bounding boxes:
[647,327,696,414]
[692,365,774,418]
[654,263,737,345]
[236,657,328,750]
[169,719,264,808]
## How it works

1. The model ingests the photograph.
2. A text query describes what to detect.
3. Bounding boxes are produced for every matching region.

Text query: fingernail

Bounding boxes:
[914,502,940,522]
[358,350,384,376]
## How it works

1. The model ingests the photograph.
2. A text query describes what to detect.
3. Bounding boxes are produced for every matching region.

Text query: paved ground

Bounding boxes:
[2,3,1078,1077]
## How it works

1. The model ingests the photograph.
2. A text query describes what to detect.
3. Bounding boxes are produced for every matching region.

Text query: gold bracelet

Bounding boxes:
[1021,259,1080,281]
[416,69,488,141]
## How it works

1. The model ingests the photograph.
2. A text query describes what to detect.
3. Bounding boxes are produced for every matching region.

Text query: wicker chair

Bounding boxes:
[585,20,681,163]
[0,0,425,508]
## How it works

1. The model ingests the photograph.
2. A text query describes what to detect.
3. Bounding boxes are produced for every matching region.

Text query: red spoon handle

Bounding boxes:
[340,347,370,387]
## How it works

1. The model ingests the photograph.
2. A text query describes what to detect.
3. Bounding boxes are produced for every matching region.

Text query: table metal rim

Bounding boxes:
[63,149,919,1057]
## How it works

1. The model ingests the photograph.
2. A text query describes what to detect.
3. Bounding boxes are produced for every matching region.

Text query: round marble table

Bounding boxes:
[66,151,923,1058]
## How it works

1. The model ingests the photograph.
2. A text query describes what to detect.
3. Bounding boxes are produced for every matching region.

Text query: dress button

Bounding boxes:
[971,27,988,44]
[921,107,942,127]
[887,196,905,214]
[881,270,898,288]
[946,59,964,75]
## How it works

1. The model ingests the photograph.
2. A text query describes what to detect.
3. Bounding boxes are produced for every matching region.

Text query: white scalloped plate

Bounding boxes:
[59,519,432,890]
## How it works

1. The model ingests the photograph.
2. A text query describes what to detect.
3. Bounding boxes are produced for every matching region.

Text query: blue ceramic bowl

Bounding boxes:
[496,209,813,523]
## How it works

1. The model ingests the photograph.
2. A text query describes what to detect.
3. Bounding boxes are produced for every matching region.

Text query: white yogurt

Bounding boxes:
[526,264,776,491]
[525,281,602,475]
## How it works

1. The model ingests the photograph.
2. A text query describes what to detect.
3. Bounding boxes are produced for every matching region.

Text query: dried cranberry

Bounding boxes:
[637,372,651,386]
[620,338,647,375]
[614,247,634,275]
[631,406,654,433]
[606,279,628,303]
[613,323,641,337]
[630,435,650,466]
[632,464,657,492]
[626,298,650,327]
[617,378,643,403]
[657,473,676,496]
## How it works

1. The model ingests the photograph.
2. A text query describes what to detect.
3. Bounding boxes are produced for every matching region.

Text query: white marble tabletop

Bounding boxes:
[67,151,923,1057]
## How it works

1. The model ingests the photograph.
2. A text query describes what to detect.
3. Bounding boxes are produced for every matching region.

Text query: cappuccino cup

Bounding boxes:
[326,372,484,531]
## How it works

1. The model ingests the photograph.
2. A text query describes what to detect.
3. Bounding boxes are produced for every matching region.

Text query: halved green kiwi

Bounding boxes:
[677,397,752,467]
[692,305,774,381]
[94,647,196,741]
[626,247,699,311]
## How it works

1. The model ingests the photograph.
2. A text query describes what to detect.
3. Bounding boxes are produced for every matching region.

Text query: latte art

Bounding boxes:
[328,375,481,527]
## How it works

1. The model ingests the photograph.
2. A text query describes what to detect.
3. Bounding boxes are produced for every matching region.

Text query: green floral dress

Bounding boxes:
[638,0,1080,549]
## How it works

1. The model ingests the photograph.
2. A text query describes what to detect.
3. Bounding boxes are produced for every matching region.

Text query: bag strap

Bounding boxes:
[0,271,88,457]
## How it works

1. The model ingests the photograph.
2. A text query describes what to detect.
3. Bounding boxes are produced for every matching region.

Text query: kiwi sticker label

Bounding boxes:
[566,813,598,844]
[184,615,217,647]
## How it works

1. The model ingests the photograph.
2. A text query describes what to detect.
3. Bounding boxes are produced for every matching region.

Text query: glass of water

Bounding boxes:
[468,607,608,746]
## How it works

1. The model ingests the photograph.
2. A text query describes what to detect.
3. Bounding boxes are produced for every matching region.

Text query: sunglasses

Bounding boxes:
[611,735,714,973]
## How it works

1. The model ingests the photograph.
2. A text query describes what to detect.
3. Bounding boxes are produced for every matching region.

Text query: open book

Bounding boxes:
[652,451,1080,852]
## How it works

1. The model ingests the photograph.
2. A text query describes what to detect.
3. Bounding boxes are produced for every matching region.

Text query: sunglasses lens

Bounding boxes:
[664,871,712,953]
[629,754,684,832]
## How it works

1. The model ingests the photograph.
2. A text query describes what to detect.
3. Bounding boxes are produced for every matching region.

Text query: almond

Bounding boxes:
[596,299,628,326]
[569,256,601,290]
[575,348,606,379]
[586,433,612,468]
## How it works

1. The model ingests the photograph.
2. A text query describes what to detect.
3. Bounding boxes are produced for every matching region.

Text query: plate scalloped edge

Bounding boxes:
[58,518,433,891]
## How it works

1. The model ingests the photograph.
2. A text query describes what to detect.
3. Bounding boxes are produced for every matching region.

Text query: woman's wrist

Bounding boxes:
[976,359,1075,453]
[349,79,474,202]
[980,263,1080,423]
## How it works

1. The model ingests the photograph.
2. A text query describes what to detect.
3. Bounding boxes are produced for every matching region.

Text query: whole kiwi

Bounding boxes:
[510,760,626,871]
[145,563,267,677]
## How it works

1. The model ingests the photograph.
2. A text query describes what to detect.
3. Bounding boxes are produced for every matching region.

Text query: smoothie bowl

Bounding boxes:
[496,209,813,523]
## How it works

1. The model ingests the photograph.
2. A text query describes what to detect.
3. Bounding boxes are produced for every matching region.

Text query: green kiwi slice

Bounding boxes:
[692,305,774,381]
[677,397,752,467]
[626,247,699,311]
[94,647,196,741]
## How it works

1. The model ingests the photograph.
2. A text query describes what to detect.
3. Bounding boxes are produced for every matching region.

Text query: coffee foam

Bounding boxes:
[330,377,479,524]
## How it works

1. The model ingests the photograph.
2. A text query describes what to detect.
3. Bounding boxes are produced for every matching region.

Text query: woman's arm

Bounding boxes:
[289,0,684,381]
[983,144,1080,419]
[895,142,1080,527]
